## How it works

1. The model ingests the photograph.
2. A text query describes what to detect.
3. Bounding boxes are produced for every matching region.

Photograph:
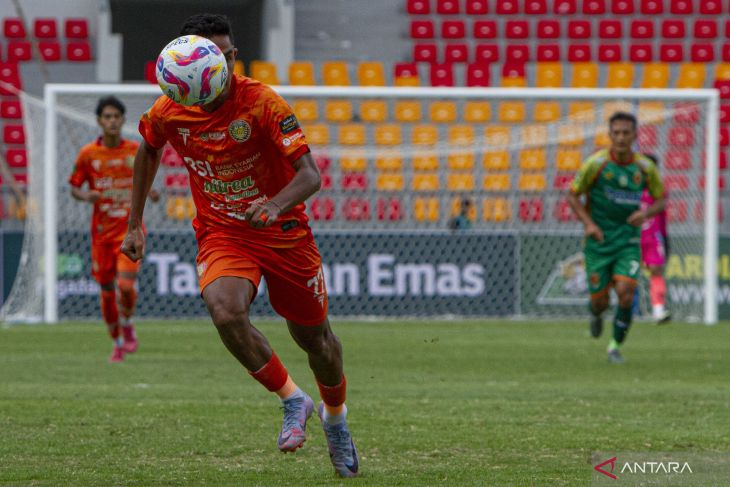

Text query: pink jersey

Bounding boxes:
[640,189,667,245]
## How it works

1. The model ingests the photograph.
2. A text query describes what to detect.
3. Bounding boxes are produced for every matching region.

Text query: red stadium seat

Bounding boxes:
[699,175,726,191]
[160,144,184,167]
[700,0,723,14]
[410,20,434,39]
[553,173,574,190]
[666,200,688,223]
[164,173,189,189]
[341,172,368,190]
[496,0,520,14]
[716,80,730,99]
[39,41,61,62]
[436,0,460,14]
[310,197,335,221]
[568,21,591,39]
[554,199,577,222]
[694,201,725,222]
[723,45,730,62]
[553,0,577,14]
[502,62,525,78]
[640,0,663,14]
[673,102,700,123]
[582,0,606,14]
[67,41,91,61]
[660,44,684,63]
[665,150,692,170]
[441,20,465,39]
[3,18,26,38]
[598,44,622,62]
[7,41,31,62]
[505,21,529,39]
[144,60,156,83]
[466,62,490,86]
[475,44,499,63]
[64,18,89,38]
[568,44,591,62]
[376,198,404,221]
[690,44,714,63]
[406,0,431,14]
[638,126,657,148]
[694,20,718,39]
[725,21,730,38]
[473,21,497,39]
[611,0,634,14]
[320,172,332,190]
[599,20,622,39]
[525,0,547,14]
[536,20,560,39]
[444,44,468,63]
[721,127,730,147]
[663,174,690,191]
[0,63,22,95]
[394,62,419,78]
[537,44,561,62]
[34,18,57,38]
[413,43,438,63]
[720,105,730,124]
[3,124,25,144]
[506,45,529,63]
[631,20,654,39]
[314,154,331,172]
[5,149,27,167]
[661,20,685,39]
[465,0,488,14]
[629,44,653,62]
[670,0,692,15]
[342,198,370,221]
[0,100,21,119]
[518,198,543,222]
[429,63,454,86]
[668,127,694,147]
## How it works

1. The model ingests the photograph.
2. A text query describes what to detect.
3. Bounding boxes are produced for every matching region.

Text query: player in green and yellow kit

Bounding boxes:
[567,112,666,363]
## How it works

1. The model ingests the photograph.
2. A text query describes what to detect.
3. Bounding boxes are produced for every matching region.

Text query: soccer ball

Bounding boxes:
[155,35,228,106]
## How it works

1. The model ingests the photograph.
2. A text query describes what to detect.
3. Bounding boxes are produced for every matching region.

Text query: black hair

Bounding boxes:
[644,153,659,166]
[608,111,637,130]
[180,13,234,44]
[96,96,125,117]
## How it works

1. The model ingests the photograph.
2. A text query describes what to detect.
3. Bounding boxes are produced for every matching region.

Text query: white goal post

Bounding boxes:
[2,84,720,324]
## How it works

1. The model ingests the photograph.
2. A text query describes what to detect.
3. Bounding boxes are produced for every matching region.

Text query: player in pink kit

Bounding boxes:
[641,154,671,324]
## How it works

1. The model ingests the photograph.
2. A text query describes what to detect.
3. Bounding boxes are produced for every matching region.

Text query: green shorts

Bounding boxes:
[584,244,641,295]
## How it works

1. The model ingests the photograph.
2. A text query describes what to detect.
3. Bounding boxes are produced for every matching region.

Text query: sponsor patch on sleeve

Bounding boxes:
[279,114,300,134]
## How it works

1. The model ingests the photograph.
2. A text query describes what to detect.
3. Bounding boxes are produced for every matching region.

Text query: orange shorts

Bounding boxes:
[196,233,328,326]
[91,241,141,285]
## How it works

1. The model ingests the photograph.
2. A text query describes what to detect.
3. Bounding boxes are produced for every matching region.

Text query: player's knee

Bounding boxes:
[208,300,250,330]
[117,277,135,293]
[299,328,341,357]
[99,280,115,291]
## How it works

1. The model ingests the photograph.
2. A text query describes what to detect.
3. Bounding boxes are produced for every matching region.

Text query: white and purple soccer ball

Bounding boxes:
[155,34,228,106]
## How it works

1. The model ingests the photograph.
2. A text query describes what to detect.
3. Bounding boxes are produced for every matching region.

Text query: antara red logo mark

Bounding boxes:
[594,456,618,480]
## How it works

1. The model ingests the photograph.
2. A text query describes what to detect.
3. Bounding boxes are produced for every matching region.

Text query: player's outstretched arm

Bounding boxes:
[245,152,321,228]
[628,196,666,227]
[121,141,162,261]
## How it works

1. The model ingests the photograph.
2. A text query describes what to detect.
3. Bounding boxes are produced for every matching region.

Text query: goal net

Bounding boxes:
[0,85,720,323]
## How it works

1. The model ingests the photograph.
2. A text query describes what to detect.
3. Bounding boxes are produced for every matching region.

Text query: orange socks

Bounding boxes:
[318,376,347,415]
[650,275,666,307]
[249,352,289,392]
[117,278,137,319]
[100,289,120,340]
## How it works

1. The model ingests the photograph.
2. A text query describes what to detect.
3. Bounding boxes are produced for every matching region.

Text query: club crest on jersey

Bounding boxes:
[178,127,190,145]
[604,171,613,180]
[228,119,251,143]
[619,175,628,187]
[92,159,102,171]
[633,171,642,185]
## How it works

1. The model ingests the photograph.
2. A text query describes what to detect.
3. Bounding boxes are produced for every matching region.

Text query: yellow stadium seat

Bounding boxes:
[447,152,475,170]
[571,62,598,88]
[676,63,706,89]
[357,61,385,86]
[395,74,420,87]
[450,197,477,220]
[289,61,315,85]
[447,172,475,191]
[414,197,439,221]
[233,60,245,76]
[412,173,440,191]
[602,101,632,121]
[595,131,610,146]
[292,99,318,122]
[339,149,367,171]
[641,63,669,88]
[374,124,402,145]
[375,172,405,191]
[412,152,440,171]
[482,151,510,171]
[325,100,353,122]
[448,125,475,145]
[557,125,584,147]
[464,101,491,122]
[360,100,388,122]
[518,173,547,191]
[501,76,526,87]
[519,149,547,170]
[411,124,439,145]
[375,150,403,171]
[482,173,511,191]
[185,197,196,219]
[394,101,422,122]
[606,63,633,89]
[250,60,280,84]
[716,63,730,81]
[303,124,329,145]
[429,101,457,123]
[535,62,562,88]
[484,126,511,148]
[498,102,526,123]
[638,102,665,124]
[166,197,181,219]
[322,61,350,86]
[556,150,582,171]
[483,198,512,222]
[533,102,561,122]
[568,102,596,123]
[338,124,366,145]
[520,125,548,147]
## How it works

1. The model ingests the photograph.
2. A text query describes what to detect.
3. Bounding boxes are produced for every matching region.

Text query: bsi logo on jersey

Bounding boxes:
[178,127,190,145]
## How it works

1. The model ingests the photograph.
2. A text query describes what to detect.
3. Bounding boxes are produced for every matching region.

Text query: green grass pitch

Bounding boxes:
[1,319,728,486]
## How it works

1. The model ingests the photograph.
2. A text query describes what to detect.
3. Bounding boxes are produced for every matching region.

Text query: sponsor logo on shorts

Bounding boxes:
[279,114,300,134]
[228,119,251,143]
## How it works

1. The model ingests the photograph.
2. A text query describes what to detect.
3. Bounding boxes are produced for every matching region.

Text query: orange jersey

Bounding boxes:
[69,138,140,244]
[139,74,311,247]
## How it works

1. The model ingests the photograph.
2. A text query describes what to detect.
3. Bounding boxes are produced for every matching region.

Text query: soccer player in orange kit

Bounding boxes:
[121,14,359,477]
[70,96,159,363]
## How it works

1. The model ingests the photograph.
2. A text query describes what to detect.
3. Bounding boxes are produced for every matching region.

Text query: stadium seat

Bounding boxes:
[606,63,633,88]
[164,173,189,190]
[393,62,420,86]
[518,198,544,222]
[375,173,404,191]
[611,0,634,14]
[406,0,431,14]
[583,0,606,14]
[375,150,403,170]
[535,63,562,87]
[450,197,477,220]
[303,124,329,145]
[342,198,370,221]
[661,20,685,39]
[666,200,688,223]
[64,18,88,38]
[506,45,529,63]
[66,41,91,61]
[376,197,404,221]
[496,0,520,14]
[598,45,622,63]
[410,20,434,39]
[250,61,280,84]
[374,124,402,145]
[670,0,692,14]
[360,100,388,122]
[34,18,57,38]
[411,124,438,145]
[293,99,318,122]
[664,174,690,191]
[414,197,439,222]
[694,20,718,39]
[721,127,730,147]
[716,63,730,80]
[724,45,730,63]
[483,198,511,222]
[568,20,591,39]
[447,151,475,171]
[638,101,664,123]
[325,100,353,122]
[691,44,715,63]
[429,101,457,122]
[525,0,547,14]
[338,124,366,145]
[448,125,475,145]
[429,63,454,86]
[641,63,669,88]
[640,0,663,14]
[444,43,469,64]
[630,44,653,63]
[665,150,692,170]
[558,125,584,146]
[357,61,385,86]
[39,41,61,62]
[571,63,598,88]
[289,61,315,85]
[484,126,511,147]
[0,100,21,119]
[483,173,511,191]
[436,0,460,14]
[638,125,658,148]
[3,124,24,144]
[143,60,156,83]
[412,173,440,191]
[603,101,632,120]
[533,102,561,122]
[554,0,577,14]
[553,173,574,190]
[442,20,465,39]
[720,105,730,124]
[310,197,335,221]
[320,172,332,190]
[464,101,491,122]
[413,43,438,63]
[473,20,497,39]
[599,20,622,39]
[483,151,510,171]
[672,102,699,124]
[694,200,725,222]
[700,0,723,14]
[676,63,705,88]
[7,41,31,62]
[447,172,474,191]
[498,102,525,123]
[668,127,694,147]
[520,125,548,146]
[568,44,592,62]
[3,18,25,38]
[595,132,611,147]
[631,20,654,39]
[322,61,350,86]
[314,153,331,172]
[465,0,489,14]
[556,150,582,171]
[519,149,546,170]
[394,101,422,122]
[466,63,490,86]
[501,75,526,88]
[412,152,440,170]
[660,45,684,63]
[341,172,368,190]
[568,102,596,123]
[5,148,26,167]
[474,44,499,63]
[506,21,529,39]
[233,60,245,76]
[536,20,560,39]
[554,198,577,222]
[536,44,561,62]
[339,150,367,171]
[160,144,183,167]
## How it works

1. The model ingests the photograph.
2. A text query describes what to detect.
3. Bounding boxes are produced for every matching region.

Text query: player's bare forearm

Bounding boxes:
[128,141,162,230]
[70,186,87,202]
[269,152,321,213]
[643,196,666,219]
[567,192,595,227]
